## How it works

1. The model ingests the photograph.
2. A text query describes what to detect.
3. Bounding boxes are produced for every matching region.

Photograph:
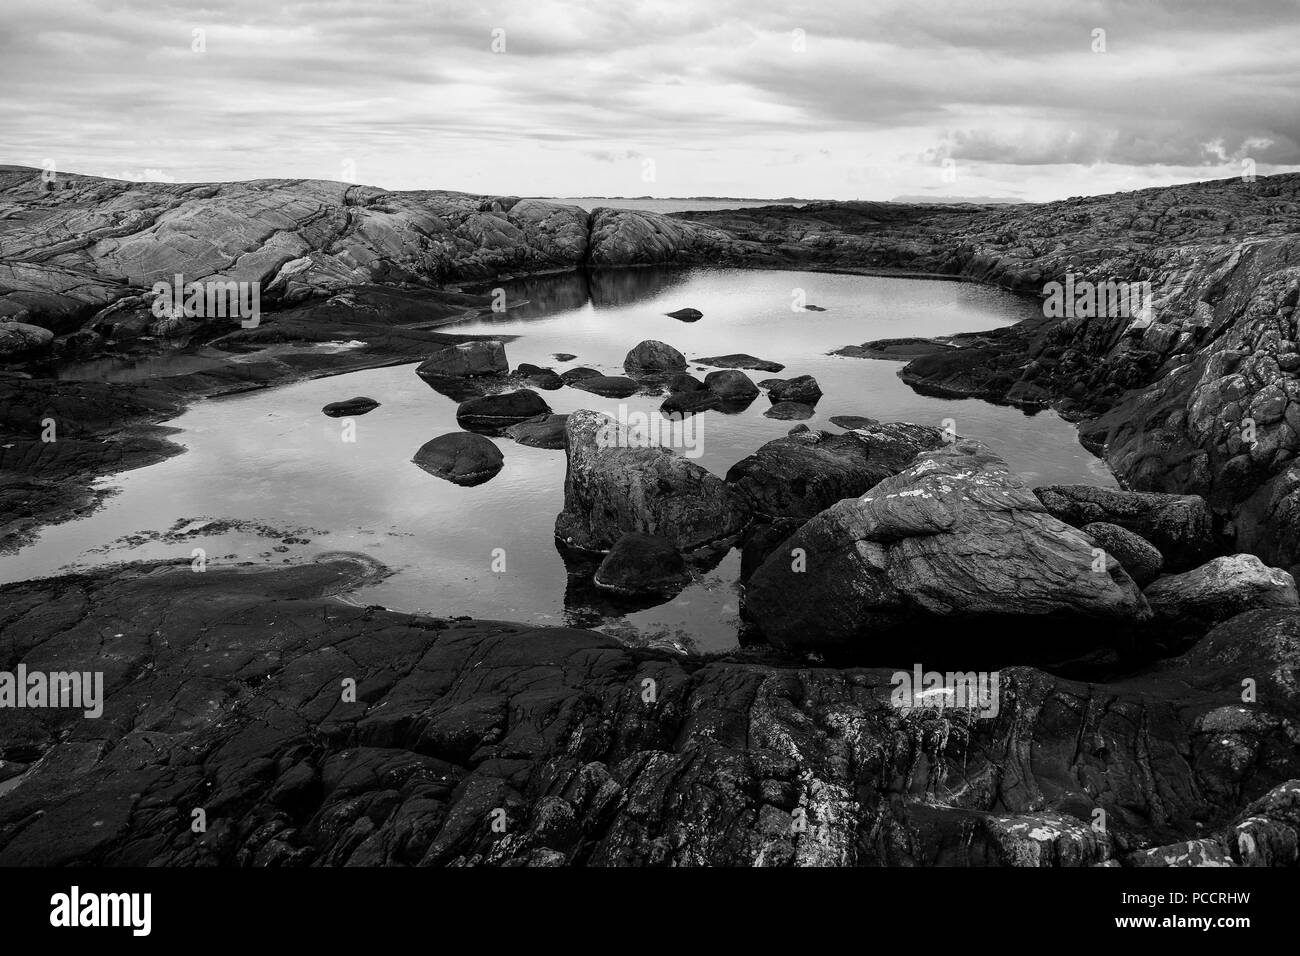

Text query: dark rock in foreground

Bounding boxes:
[593,533,690,596]
[456,389,551,435]
[554,408,748,553]
[321,396,380,418]
[745,440,1150,655]
[0,558,1296,866]
[412,432,504,486]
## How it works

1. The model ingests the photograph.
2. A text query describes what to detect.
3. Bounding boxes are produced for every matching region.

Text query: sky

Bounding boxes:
[1,0,1297,201]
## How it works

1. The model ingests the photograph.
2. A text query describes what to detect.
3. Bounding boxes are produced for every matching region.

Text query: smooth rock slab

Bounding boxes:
[764,401,815,420]
[416,340,507,379]
[321,396,380,418]
[695,353,785,373]
[1144,554,1298,628]
[704,369,759,402]
[412,432,504,486]
[745,440,1151,653]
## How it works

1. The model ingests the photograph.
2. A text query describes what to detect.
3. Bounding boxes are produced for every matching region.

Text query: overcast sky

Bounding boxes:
[1,0,1297,201]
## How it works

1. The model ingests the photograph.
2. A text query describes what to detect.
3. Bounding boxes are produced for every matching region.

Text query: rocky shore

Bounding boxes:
[3,166,1300,866]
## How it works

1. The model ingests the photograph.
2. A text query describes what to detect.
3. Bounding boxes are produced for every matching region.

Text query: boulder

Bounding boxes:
[412,433,504,486]
[552,352,577,362]
[321,396,380,418]
[456,389,551,435]
[766,375,822,405]
[829,415,878,430]
[560,367,601,384]
[1034,485,1218,571]
[695,353,785,373]
[554,409,749,553]
[593,533,691,596]
[665,308,702,322]
[661,391,720,417]
[745,440,1151,653]
[416,340,507,379]
[727,422,946,520]
[516,363,563,390]
[764,401,814,420]
[1083,522,1163,587]
[624,340,686,374]
[503,413,569,449]
[569,375,639,398]
[0,321,54,357]
[704,369,759,402]
[666,372,705,392]
[1144,555,1298,629]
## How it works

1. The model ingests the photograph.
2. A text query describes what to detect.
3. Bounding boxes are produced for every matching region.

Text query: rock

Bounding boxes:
[802,304,826,312]
[665,308,702,322]
[666,372,705,392]
[560,367,601,384]
[764,401,815,420]
[833,337,957,361]
[593,533,691,596]
[412,432,504,486]
[745,440,1151,654]
[624,340,686,374]
[1082,522,1163,586]
[740,517,805,582]
[766,375,823,405]
[694,353,785,373]
[1034,485,1219,571]
[704,369,759,403]
[553,353,577,362]
[727,422,946,520]
[569,375,640,398]
[554,408,749,553]
[503,413,569,449]
[516,363,563,390]
[829,415,878,430]
[456,389,551,435]
[416,340,507,379]
[321,396,380,418]
[0,321,54,356]
[1143,555,1298,629]
[661,391,721,417]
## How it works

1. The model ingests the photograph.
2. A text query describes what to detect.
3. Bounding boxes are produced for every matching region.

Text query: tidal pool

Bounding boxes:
[1,267,1115,652]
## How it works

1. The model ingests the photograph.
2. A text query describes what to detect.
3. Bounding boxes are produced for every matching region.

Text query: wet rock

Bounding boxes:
[745,440,1151,654]
[764,401,815,420]
[553,353,577,362]
[412,432,504,486]
[829,415,878,430]
[560,366,601,384]
[569,375,640,398]
[554,408,749,553]
[624,340,686,374]
[456,389,551,435]
[1035,485,1219,571]
[416,340,507,379]
[727,422,946,520]
[321,396,380,418]
[516,363,563,390]
[503,413,569,449]
[1144,554,1298,629]
[666,372,705,392]
[740,517,805,582]
[593,533,691,596]
[704,369,759,402]
[0,321,54,356]
[695,353,785,373]
[833,337,957,361]
[661,391,720,417]
[1082,522,1164,587]
[766,375,822,405]
[665,308,702,322]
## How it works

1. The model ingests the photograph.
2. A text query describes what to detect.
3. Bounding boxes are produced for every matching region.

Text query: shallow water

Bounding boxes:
[1,267,1115,653]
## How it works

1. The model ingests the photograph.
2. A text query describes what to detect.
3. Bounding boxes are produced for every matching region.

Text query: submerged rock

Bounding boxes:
[554,408,749,553]
[695,353,785,373]
[593,533,691,596]
[321,396,380,418]
[1144,554,1298,629]
[456,389,551,435]
[504,413,569,449]
[766,375,823,405]
[833,337,957,361]
[412,432,504,486]
[829,415,878,430]
[416,340,508,379]
[661,391,721,417]
[569,375,640,398]
[516,363,563,390]
[764,401,815,420]
[745,440,1150,654]
[666,372,705,392]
